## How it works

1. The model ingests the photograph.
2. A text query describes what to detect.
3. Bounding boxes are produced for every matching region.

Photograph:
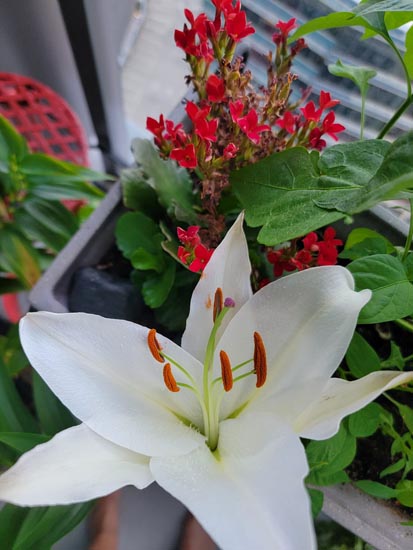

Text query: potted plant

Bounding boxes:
[2,1,413,549]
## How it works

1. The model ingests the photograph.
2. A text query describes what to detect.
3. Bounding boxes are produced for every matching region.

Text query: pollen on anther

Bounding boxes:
[253,331,267,388]
[219,350,233,392]
[147,328,164,363]
[213,287,224,322]
[163,363,180,392]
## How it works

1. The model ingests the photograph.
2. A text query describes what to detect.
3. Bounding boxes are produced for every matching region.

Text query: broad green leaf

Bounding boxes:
[142,260,176,309]
[32,371,75,436]
[0,432,50,454]
[308,488,324,518]
[0,115,29,163]
[15,199,79,252]
[348,254,413,323]
[0,227,41,288]
[290,13,364,42]
[130,248,165,272]
[115,211,165,264]
[231,139,391,245]
[385,11,413,29]
[345,331,381,377]
[354,1,413,15]
[20,153,108,182]
[306,424,356,486]
[328,59,376,97]
[355,480,398,499]
[348,402,384,437]
[381,341,405,369]
[154,269,198,332]
[405,24,413,78]
[396,480,413,506]
[344,228,395,255]
[121,168,162,217]
[396,402,413,433]
[131,139,198,224]
[0,357,38,433]
[403,251,413,281]
[0,504,28,549]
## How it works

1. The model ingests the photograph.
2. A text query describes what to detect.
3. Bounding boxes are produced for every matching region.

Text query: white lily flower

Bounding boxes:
[1,213,413,550]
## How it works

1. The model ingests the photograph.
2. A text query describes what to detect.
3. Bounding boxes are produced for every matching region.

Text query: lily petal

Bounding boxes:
[295,371,413,440]
[0,424,152,506]
[20,312,205,457]
[215,266,370,419]
[151,412,315,550]
[181,212,252,362]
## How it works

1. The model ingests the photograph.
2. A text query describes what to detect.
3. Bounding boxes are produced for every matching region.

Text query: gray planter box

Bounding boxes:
[30,183,413,549]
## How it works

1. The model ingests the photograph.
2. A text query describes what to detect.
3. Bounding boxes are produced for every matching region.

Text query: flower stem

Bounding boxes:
[394,318,413,333]
[402,199,413,261]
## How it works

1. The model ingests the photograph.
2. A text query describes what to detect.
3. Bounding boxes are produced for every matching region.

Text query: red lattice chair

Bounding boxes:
[0,73,90,323]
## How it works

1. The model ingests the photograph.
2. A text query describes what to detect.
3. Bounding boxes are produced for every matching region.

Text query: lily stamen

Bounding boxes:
[213,287,224,322]
[147,328,164,363]
[219,350,233,392]
[253,331,267,388]
[163,363,180,392]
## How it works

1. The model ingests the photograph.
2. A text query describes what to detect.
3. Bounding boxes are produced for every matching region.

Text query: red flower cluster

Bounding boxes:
[230,101,270,145]
[272,18,297,45]
[267,227,342,277]
[277,91,345,151]
[177,226,214,272]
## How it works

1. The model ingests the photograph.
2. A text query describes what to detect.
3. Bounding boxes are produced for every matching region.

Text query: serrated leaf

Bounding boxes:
[120,168,162,217]
[346,331,381,377]
[356,480,398,499]
[348,402,383,437]
[131,139,198,224]
[348,254,413,323]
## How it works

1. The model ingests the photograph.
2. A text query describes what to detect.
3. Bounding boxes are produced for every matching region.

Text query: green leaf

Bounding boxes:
[356,480,398,499]
[348,402,383,437]
[0,277,25,295]
[131,139,198,224]
[0,432,50,454]
[0,115,29,163]
[380,458,405,477]
[306,424,356,486]
[396,402,413,433]
[403,251,413,281]
[396,480,413,506]
[354,1,413,16]
[308,488,324,518]
[1,502,94,550]
[381,341,405,369]
[15,199,79,252]
[130,248,165,272]
[116,211,164,260]
[347,254,413,323]
[328,59,376,97]
[290,13,363,42]
[345,331,381,377]
[231,139,392,245]
[0,356,38,433]
[120,168,162,217]
[141,260,176,309]
[405,24,413,78]
[32,371,75,436]
[0,227,41,288]
[342,228,395,260]
[0,325,29,376]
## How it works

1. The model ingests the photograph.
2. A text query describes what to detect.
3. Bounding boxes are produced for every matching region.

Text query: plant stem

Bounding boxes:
[402,199,413,261]
[394,318,413,333]
[360,93,366,140]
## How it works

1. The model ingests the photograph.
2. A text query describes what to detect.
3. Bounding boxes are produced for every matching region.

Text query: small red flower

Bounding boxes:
[309,128,327,151]
[224,4,255,42]
[146,115,165,146]
[206,74,226,103]
[300,101,322,122]
[272,18,296,44]
[319,91,340,111]
[276,111,297,134]
[229,100,244,123]
[184,9,208,39]
[236,109,271,145]
[317,227,343,266]
[223,142,238,159]
[177,226,213,272]
[185,101,218,142]
[322,111,345,141]
[170,143,198,168]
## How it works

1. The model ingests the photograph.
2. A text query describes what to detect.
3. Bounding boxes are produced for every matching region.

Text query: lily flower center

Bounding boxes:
[147,288,267,451]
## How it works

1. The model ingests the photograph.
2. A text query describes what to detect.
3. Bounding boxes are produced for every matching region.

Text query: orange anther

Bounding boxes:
[147,328,164,363]
[253,331,267,388]
[213,287,224,322]
[219,350,233,392]
[163,363,180,392]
